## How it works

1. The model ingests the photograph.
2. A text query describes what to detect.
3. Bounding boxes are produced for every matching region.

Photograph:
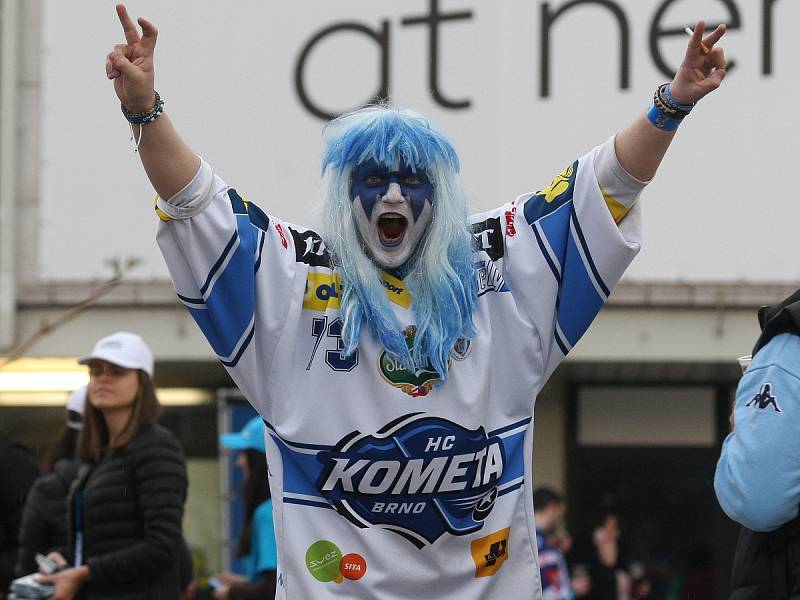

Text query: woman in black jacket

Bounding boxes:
[38,331,188,600]
[14,386,85,577]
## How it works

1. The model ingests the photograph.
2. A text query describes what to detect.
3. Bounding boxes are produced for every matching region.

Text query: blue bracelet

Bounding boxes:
[662,83,695,112]
[646,103,683,131]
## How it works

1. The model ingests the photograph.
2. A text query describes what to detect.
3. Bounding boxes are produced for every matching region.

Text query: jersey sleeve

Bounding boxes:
[156,159,301,414]
[252,501,278,575]
[499,143,642,380]
[714,333,800,532]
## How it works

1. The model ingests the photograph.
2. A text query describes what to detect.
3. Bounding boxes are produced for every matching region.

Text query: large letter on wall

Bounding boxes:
[295,21,390,121]
[540,0,630,98]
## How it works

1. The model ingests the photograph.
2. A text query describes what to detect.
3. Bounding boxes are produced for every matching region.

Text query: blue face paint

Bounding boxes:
[350,160,433,221]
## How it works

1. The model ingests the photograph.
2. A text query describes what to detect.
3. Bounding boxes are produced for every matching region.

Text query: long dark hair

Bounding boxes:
[77,371,161,463]
[44,426,80,472]
[236,449,271,557]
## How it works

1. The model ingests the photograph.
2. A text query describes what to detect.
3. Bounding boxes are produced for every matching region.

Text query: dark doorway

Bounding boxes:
[566,385,740,599]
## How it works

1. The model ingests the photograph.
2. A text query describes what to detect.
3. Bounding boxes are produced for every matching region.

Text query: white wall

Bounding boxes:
[37,0,800,282]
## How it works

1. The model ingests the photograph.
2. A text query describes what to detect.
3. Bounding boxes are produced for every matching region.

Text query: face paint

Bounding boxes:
[350,160,434,269]
[351,161,433,221]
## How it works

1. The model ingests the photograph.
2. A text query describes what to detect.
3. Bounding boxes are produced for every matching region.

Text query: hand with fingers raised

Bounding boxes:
[669,20,727,105]
[106,3,158,113]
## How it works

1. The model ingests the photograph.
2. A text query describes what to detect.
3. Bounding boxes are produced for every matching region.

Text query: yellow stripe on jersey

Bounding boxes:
[303,272,342,311]
[303,271,412,312]
[154,194,172,222]
[600,186,631,224]
[379,271,412,309]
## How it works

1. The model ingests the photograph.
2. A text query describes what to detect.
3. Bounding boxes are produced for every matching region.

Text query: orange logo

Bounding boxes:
[339,553,367,581]
[470,527,510,578]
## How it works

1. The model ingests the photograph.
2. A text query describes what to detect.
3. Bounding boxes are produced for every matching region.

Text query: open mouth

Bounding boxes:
[377,213,408,247]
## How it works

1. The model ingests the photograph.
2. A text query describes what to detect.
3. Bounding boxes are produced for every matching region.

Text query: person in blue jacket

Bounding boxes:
[212,417,277,600]
[715,289,800,598]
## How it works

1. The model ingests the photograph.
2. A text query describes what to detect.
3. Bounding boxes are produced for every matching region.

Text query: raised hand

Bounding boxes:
[106,4,157,112]
[669,20,727,105]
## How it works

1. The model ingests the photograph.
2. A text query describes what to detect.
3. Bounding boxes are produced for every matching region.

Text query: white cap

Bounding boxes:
[78,331,155,378]
[66,385,87,430]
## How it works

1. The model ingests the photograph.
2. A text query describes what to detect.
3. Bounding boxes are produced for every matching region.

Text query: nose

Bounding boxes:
[382,182,404,203]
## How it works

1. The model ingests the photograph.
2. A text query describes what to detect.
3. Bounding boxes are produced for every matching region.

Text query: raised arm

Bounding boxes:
[615,21,727,181]
[106,4,199,199]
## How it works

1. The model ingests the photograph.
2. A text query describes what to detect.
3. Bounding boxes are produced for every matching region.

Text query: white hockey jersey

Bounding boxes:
[156,143,642,599]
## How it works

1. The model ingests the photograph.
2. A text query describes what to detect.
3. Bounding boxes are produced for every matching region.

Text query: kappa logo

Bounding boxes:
[316,413,505,548]
[746,383,782,412]
[471,527,510,577]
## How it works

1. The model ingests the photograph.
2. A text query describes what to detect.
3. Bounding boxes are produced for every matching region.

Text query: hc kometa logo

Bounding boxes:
[315,413,504,548]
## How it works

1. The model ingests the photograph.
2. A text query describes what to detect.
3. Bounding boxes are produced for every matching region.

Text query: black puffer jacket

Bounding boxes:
[0,432,40,593]
[14,459,79,576]
[65,424,187,600]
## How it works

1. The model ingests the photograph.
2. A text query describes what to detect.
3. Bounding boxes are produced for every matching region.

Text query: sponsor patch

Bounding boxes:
[379,326,441,397]
[305,540,367,585]
[471,216,504,261]
[476,260,509,296]
[303,272,342,312]
[274,223,289,249]
[504,206,517,237]
[302,271,411,312]
[290,228,331,267]
[471,527,510,578]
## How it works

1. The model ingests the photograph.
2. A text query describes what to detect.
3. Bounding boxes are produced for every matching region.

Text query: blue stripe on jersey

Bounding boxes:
[186,210,258,362]
[498,481,524,496]
[570,203,610,296]
[536,200,572,271]
[253,229,266,274]
[177,292,204,308]
[200,231,238,296]
[489,417,531,437]
[554,215,605,348]
[284,498,333,510]
[227,188,248,215]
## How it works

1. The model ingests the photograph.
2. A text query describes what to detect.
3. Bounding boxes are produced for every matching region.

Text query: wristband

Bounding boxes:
[121,91,164,125]
[646,103,683,131]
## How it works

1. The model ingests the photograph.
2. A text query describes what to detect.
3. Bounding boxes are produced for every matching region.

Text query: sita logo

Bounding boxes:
[378,326,471,396]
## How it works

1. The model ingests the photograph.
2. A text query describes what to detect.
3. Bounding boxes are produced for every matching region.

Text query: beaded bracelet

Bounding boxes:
[647,83,693,131]
[121,91,164,125]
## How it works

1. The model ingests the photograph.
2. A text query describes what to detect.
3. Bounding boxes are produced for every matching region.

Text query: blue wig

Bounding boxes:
[319,105,477,380]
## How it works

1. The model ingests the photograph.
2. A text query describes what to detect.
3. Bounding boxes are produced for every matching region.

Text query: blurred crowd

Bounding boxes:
[0,332,277,600]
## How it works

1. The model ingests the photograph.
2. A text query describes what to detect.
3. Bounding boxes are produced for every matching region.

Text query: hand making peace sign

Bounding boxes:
[106,4,158,113]
[669,20,727,105]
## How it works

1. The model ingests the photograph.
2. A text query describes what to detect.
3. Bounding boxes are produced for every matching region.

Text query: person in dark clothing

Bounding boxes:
[715,289,800,599]
[0,431,40,599]
[583,512,630,600]
[211,417,276,600]
[37,331,188,600]
[15,386,86,577]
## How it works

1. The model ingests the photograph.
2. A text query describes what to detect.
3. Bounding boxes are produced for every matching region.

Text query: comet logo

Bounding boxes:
[316,413,505,548]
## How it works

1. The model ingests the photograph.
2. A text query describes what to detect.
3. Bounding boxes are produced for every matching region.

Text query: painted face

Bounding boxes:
[350,160,434,269]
